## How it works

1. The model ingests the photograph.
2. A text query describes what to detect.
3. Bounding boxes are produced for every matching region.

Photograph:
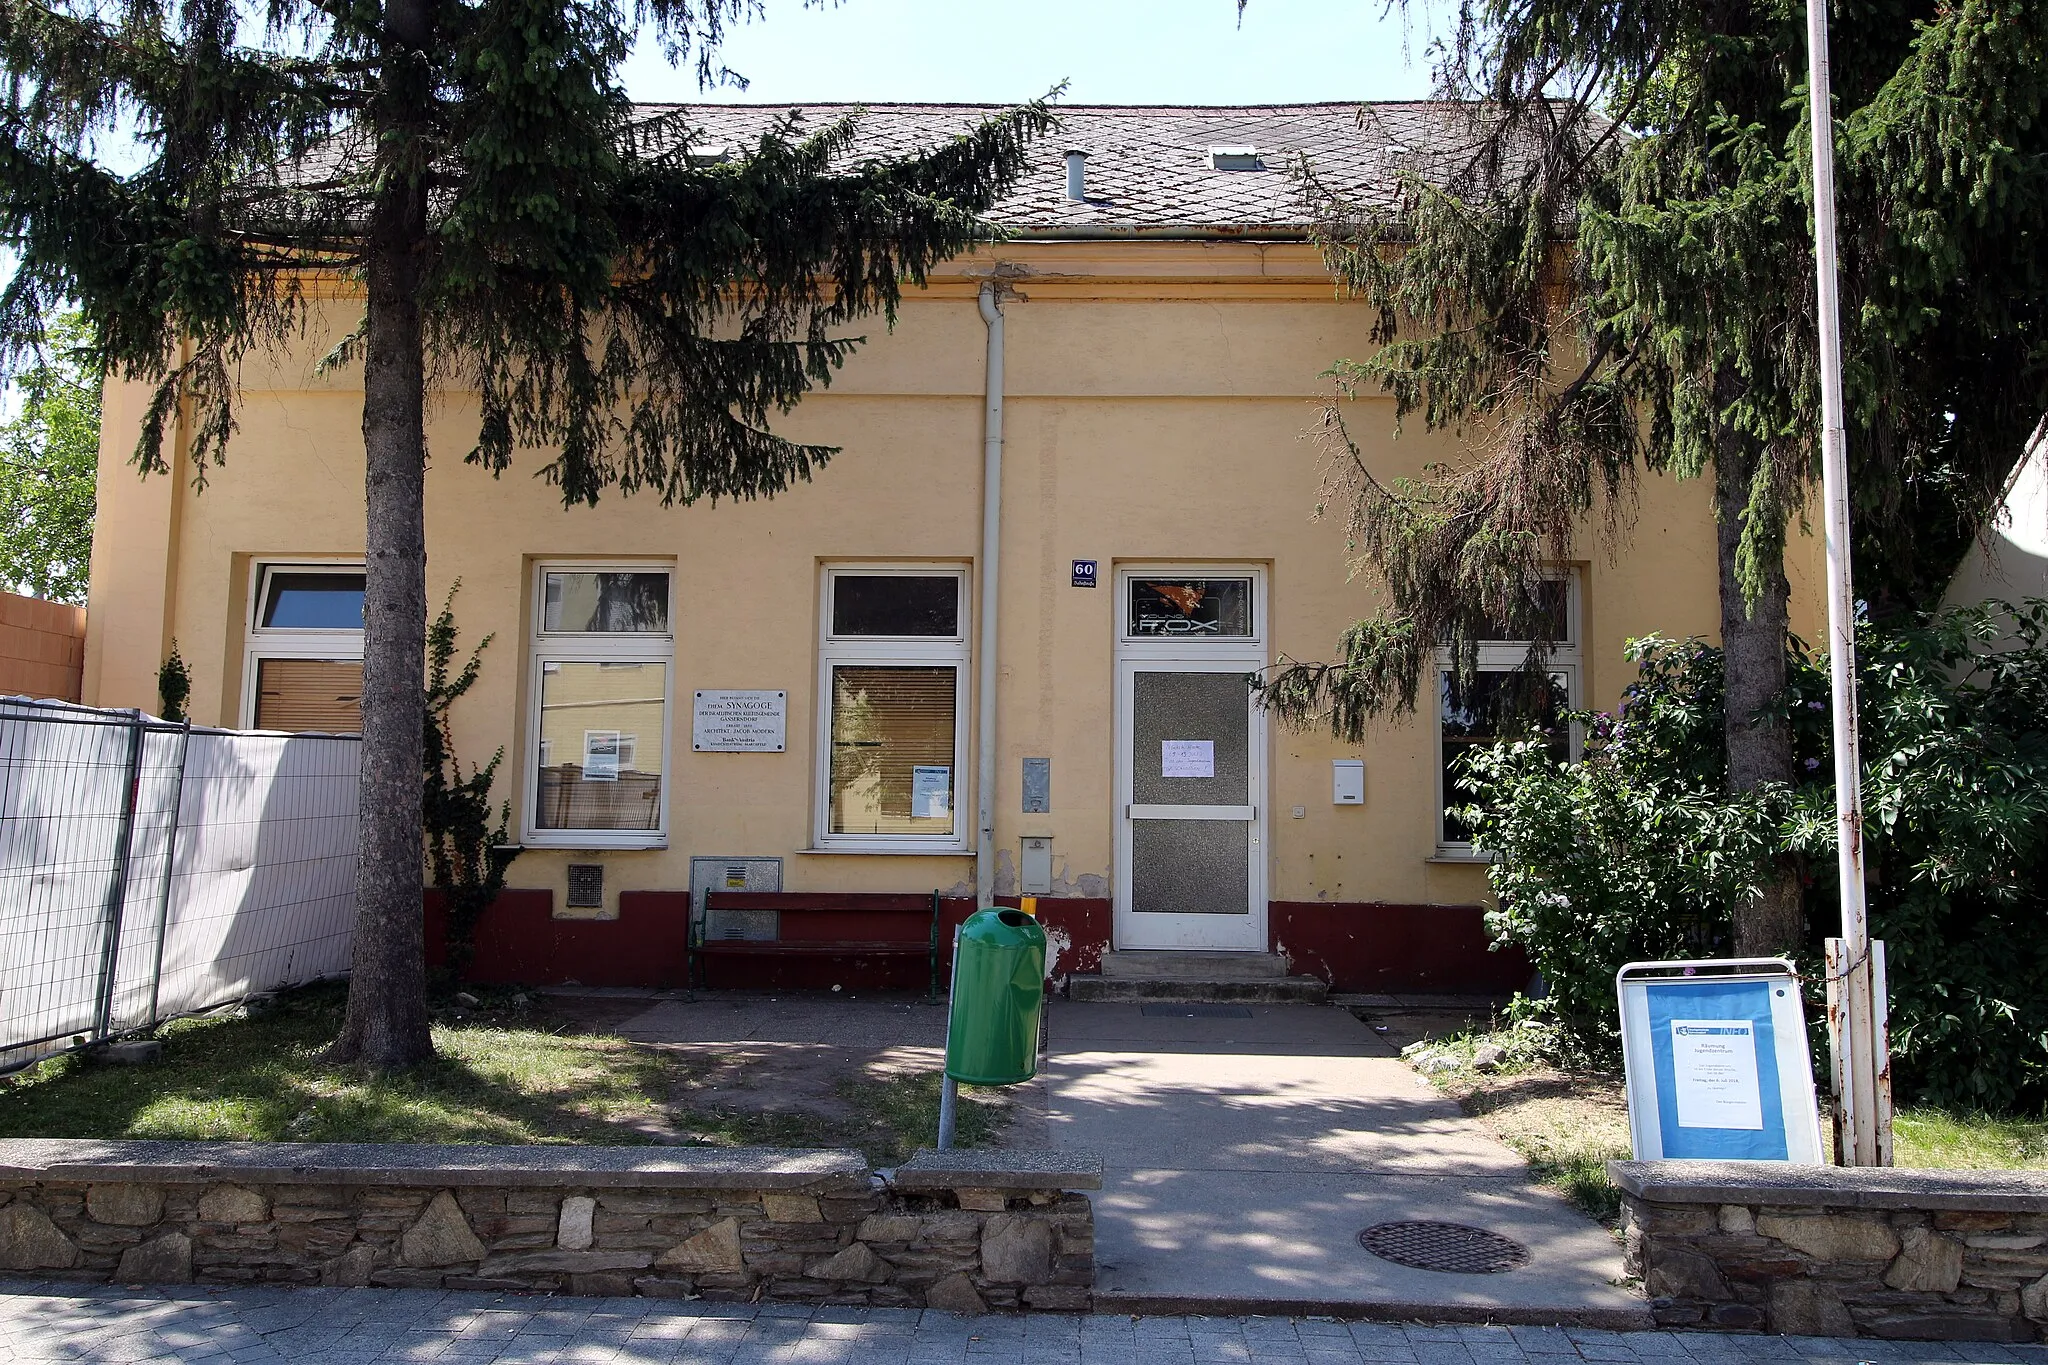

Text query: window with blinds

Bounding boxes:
[243,562,366,730]
[816,567,969,849]
[828,665,958,835]
[254,658,363,733]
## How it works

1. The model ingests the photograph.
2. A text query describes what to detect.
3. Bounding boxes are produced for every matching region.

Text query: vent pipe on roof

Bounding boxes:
[1065,149,1087,201]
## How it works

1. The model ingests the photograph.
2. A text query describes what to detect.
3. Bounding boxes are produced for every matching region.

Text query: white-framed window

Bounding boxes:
[524,563,674,849]
[814,566,971,852]
[241,561,365,731]
[1434,572,1582,857]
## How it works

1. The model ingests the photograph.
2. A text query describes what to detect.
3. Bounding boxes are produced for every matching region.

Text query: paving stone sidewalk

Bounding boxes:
[4,1284,2047,1365]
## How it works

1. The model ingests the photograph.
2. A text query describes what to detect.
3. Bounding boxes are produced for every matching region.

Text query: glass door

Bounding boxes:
[1113,570,1266,951]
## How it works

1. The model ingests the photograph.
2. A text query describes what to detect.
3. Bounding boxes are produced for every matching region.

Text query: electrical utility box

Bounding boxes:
[1020,837,1054,894]
[688,856,784,941]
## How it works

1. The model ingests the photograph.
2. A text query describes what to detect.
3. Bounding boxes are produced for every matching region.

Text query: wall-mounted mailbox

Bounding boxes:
[1332,759,1365,805]
[1021,836,1054,894]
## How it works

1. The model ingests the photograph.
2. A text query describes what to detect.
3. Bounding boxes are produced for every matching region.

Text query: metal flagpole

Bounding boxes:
[1804,0,1892,1166]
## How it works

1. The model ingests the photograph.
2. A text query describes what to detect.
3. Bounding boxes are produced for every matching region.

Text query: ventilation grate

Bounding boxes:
[1357,1221,1530,1274]
[565,863,604,909]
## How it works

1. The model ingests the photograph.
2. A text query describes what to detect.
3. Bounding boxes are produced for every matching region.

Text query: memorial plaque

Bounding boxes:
[1022,757,1051,813]
[692,690,787,752]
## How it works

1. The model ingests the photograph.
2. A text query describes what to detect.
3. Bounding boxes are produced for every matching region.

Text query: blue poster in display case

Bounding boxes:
[1617,959,1825,1163]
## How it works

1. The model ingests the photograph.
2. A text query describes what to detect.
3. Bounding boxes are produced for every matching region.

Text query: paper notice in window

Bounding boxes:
[582,730,621,782]
[1670,1020,1765,1130]
[1161,740,1215,779]
[912,765,951,819]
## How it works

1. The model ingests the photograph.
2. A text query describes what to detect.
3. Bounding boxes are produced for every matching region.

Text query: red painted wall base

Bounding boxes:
[424,890,1527,997]
[1269,900,1532,996]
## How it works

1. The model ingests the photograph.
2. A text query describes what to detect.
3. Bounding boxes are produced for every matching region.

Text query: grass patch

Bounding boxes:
[0,983,1011,1167]
[1389,1019,2048,1227]
[0,984,676,1145]
[663,1061,1004,1166]
[1894,1109,2048,1169]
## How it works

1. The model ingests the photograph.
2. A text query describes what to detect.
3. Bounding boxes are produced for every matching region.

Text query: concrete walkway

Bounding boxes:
[1042,1002,1644,1325]
[4,1283,2045,1365]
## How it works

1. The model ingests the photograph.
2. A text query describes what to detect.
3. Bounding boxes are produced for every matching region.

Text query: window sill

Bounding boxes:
[797,846,974,857]
[1427,850,1496,865]
[520,837,669,853]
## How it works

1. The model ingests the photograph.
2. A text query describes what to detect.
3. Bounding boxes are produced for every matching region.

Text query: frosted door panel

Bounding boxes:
[1129,670,1252,918]
[1131,820,1250,916]
[1131,672,1248,805]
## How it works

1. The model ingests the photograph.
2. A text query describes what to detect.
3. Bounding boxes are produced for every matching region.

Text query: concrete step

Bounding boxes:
[1099,951,1290,981]
[1068,974,1329,1005]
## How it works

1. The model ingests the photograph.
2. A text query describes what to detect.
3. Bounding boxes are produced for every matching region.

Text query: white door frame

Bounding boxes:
[1112,565,1268,952]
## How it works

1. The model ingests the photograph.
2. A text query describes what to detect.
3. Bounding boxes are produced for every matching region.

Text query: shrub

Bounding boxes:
[422,584,519,978]
[1462,601,2048,1108]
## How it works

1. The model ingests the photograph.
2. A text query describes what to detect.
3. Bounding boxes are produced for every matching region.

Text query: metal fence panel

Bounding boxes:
[154,730,359,1019]
[0,699,360,1070]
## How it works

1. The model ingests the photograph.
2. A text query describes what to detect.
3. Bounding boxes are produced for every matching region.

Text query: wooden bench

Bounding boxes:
[688,891,944,997]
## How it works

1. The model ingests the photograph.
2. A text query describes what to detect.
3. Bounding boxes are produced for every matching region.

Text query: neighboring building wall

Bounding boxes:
[0,591,86,701]
[1945,434,2048,612]
[83,241,1831,988]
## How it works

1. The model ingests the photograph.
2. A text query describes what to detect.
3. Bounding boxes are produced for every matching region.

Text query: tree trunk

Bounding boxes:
[1715,452,1804,957]
[327,13,435,1068]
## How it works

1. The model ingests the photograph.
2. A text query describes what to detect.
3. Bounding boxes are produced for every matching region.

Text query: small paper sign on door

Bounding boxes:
[1161,740,1215,779]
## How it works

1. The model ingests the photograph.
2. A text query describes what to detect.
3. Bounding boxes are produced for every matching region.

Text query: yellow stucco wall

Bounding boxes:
[84,241,1828,922]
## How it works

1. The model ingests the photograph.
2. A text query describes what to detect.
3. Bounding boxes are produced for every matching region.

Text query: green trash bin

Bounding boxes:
[944,907,1048,1085]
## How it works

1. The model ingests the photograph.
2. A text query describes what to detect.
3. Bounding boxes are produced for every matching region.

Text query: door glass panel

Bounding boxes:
[1131,820,1250,916]
[1131,671,1249,806]
[1127,578,1252,639]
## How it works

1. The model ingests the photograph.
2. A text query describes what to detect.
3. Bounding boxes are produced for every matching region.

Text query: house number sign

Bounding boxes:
[692,690,787,752]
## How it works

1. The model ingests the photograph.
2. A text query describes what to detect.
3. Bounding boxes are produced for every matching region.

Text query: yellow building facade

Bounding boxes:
[81,106,1826,991]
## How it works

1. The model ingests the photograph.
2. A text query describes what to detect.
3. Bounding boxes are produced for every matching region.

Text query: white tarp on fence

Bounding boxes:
[0,699,359,1068]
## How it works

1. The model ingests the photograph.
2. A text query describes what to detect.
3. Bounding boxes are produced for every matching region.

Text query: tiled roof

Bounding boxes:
[636,102,1498,235]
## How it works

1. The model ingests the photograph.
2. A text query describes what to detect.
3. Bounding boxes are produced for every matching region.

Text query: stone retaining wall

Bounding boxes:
[1613,1159,2048,1340]
[0,1140,1098,1313]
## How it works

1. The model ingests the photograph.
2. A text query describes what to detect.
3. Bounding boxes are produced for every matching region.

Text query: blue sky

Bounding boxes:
[621,0,1442,107]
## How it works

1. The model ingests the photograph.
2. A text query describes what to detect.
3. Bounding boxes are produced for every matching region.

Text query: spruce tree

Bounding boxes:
[1255,0,2048,954]
[0,0,1052,1066]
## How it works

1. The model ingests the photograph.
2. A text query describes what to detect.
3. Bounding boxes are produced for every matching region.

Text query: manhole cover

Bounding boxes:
[1139,1003,1254,1019]
[1357,1221,1530,1274]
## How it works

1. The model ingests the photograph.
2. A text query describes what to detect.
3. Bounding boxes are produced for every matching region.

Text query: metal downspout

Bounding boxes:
[974,282,1004,906]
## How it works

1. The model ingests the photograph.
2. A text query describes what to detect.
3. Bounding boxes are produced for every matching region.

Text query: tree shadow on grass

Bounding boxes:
[0,983,684,1146]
